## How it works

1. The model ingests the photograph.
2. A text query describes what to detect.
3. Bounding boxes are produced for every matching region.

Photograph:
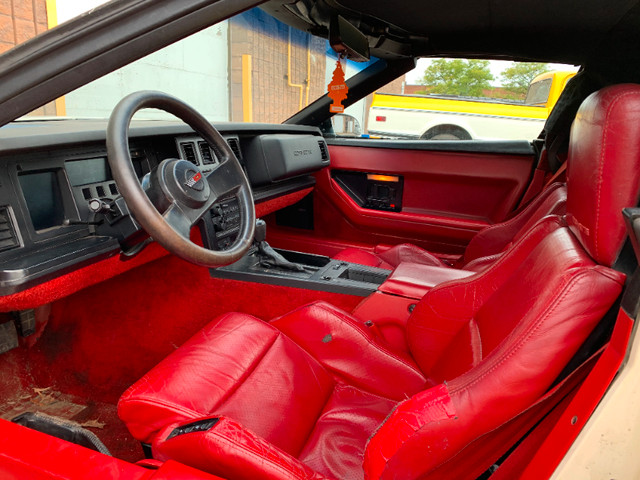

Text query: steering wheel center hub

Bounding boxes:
[160,159,210,208]
[184,169,205,192]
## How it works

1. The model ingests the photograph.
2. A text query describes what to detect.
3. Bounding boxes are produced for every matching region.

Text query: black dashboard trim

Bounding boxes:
[325,138,535,155]
[0,236,120,295]
[0,120,322,154]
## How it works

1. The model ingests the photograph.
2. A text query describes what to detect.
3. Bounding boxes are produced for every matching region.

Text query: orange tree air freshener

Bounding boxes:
[328,59,348,113]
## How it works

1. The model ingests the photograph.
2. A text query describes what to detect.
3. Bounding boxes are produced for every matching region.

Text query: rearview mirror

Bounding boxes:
[329,16,370,62]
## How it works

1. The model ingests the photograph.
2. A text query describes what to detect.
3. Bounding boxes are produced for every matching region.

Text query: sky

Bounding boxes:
[405,58,580,87]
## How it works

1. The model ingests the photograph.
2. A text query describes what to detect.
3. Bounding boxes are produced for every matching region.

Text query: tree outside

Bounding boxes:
[419,59,493,97]
[500,63,550,97]
[417,59,550,100]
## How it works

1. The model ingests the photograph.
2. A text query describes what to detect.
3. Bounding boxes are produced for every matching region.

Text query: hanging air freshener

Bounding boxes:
[328,56,348,113]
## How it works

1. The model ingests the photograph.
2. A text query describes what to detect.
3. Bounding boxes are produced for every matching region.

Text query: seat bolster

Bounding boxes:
[463,252,504,272]
[153,416,330,480]
[408,215,564,373]
[463,183,566,264]
[365,265,625,480]
[118,313,281,443]
[271,301,428,401]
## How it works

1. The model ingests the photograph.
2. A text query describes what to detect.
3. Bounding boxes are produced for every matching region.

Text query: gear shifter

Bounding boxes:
[254,219,306,272]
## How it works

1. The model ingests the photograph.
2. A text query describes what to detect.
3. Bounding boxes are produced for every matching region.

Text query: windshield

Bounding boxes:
[525,78,553,105]
[14,3,376,123]
[8,1,577,142]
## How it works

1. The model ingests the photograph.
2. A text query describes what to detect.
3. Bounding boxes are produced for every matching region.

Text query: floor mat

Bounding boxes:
[0,385,142,462]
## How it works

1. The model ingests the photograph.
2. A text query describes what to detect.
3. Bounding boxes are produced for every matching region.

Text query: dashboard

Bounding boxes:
[0,120,329,295]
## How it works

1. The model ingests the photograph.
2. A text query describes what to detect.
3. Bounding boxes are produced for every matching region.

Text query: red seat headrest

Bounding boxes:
[566,84,640,266]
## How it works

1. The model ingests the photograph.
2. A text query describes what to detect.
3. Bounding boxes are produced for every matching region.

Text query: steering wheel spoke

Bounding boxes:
[206,161,243,202]
[162,204,196,240]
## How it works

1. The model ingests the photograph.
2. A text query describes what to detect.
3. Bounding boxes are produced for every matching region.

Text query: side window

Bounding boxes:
[333,59,578,141]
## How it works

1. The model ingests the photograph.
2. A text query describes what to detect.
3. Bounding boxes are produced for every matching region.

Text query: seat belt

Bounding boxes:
[515,70,600,212]
[543,160,568,188]
[433,348,601,480]
[474,348,603,480]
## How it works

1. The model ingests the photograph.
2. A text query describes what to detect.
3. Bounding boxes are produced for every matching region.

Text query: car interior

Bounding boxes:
[2,0,640,479]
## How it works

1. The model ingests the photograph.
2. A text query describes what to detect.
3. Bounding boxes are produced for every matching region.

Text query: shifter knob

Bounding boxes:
[254,219,267,243]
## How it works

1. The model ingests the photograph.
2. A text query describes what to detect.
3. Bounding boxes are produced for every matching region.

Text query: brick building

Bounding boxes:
[228,9,408,125]
[229,10,328,123]
[0,0,48,54]
[0,0,56,115]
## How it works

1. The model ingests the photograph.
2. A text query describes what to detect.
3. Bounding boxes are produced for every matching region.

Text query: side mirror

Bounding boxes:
[329,16,370,62]
[331,113,362,136]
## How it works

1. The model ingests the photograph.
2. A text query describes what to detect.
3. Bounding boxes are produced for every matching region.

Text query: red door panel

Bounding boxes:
[323,144,534,254]
[268,143,535,258]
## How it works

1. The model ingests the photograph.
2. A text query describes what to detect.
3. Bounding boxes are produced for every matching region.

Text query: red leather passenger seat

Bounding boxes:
[333,181,567,271]
[118,85,640,480]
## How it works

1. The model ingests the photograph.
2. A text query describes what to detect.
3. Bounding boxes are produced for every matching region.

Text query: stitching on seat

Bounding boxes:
[448,268,596,395]
[591,90,639,260]
[122,397,201,420]
[334,382,402,403]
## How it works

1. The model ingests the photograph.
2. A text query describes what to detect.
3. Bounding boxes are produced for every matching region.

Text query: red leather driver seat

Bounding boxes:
[118,84,640,480]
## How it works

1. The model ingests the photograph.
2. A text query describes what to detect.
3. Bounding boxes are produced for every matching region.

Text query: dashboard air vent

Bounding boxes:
[0,207,19,253]
[226,138,242,160]
[198,142,216,165]
[318,140,329,161]
[180,142,198,165]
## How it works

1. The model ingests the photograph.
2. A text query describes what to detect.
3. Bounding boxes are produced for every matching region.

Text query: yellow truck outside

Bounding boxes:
[368,71,576,140]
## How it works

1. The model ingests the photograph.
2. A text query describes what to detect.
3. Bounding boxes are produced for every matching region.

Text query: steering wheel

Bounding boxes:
[106,91,255,267]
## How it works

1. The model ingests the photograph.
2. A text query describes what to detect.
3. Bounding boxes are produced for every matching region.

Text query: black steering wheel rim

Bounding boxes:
[106,90,255,267]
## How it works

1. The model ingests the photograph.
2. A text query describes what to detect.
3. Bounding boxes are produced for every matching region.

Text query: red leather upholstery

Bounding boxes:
[119,306,425,480]
[119,313,335,447]
[153,417,329,480]
[377,263,475,299]
[463,182,567,263]
[270,302,427,401]
[566,84,640,266]
[363,220,624,479]
[119,85,639,480]
[334,243,445,270]
[334,182,567,271]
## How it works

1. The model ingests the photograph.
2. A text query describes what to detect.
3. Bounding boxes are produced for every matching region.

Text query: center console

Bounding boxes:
[205,213,391,296]
[210,248,390,296]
